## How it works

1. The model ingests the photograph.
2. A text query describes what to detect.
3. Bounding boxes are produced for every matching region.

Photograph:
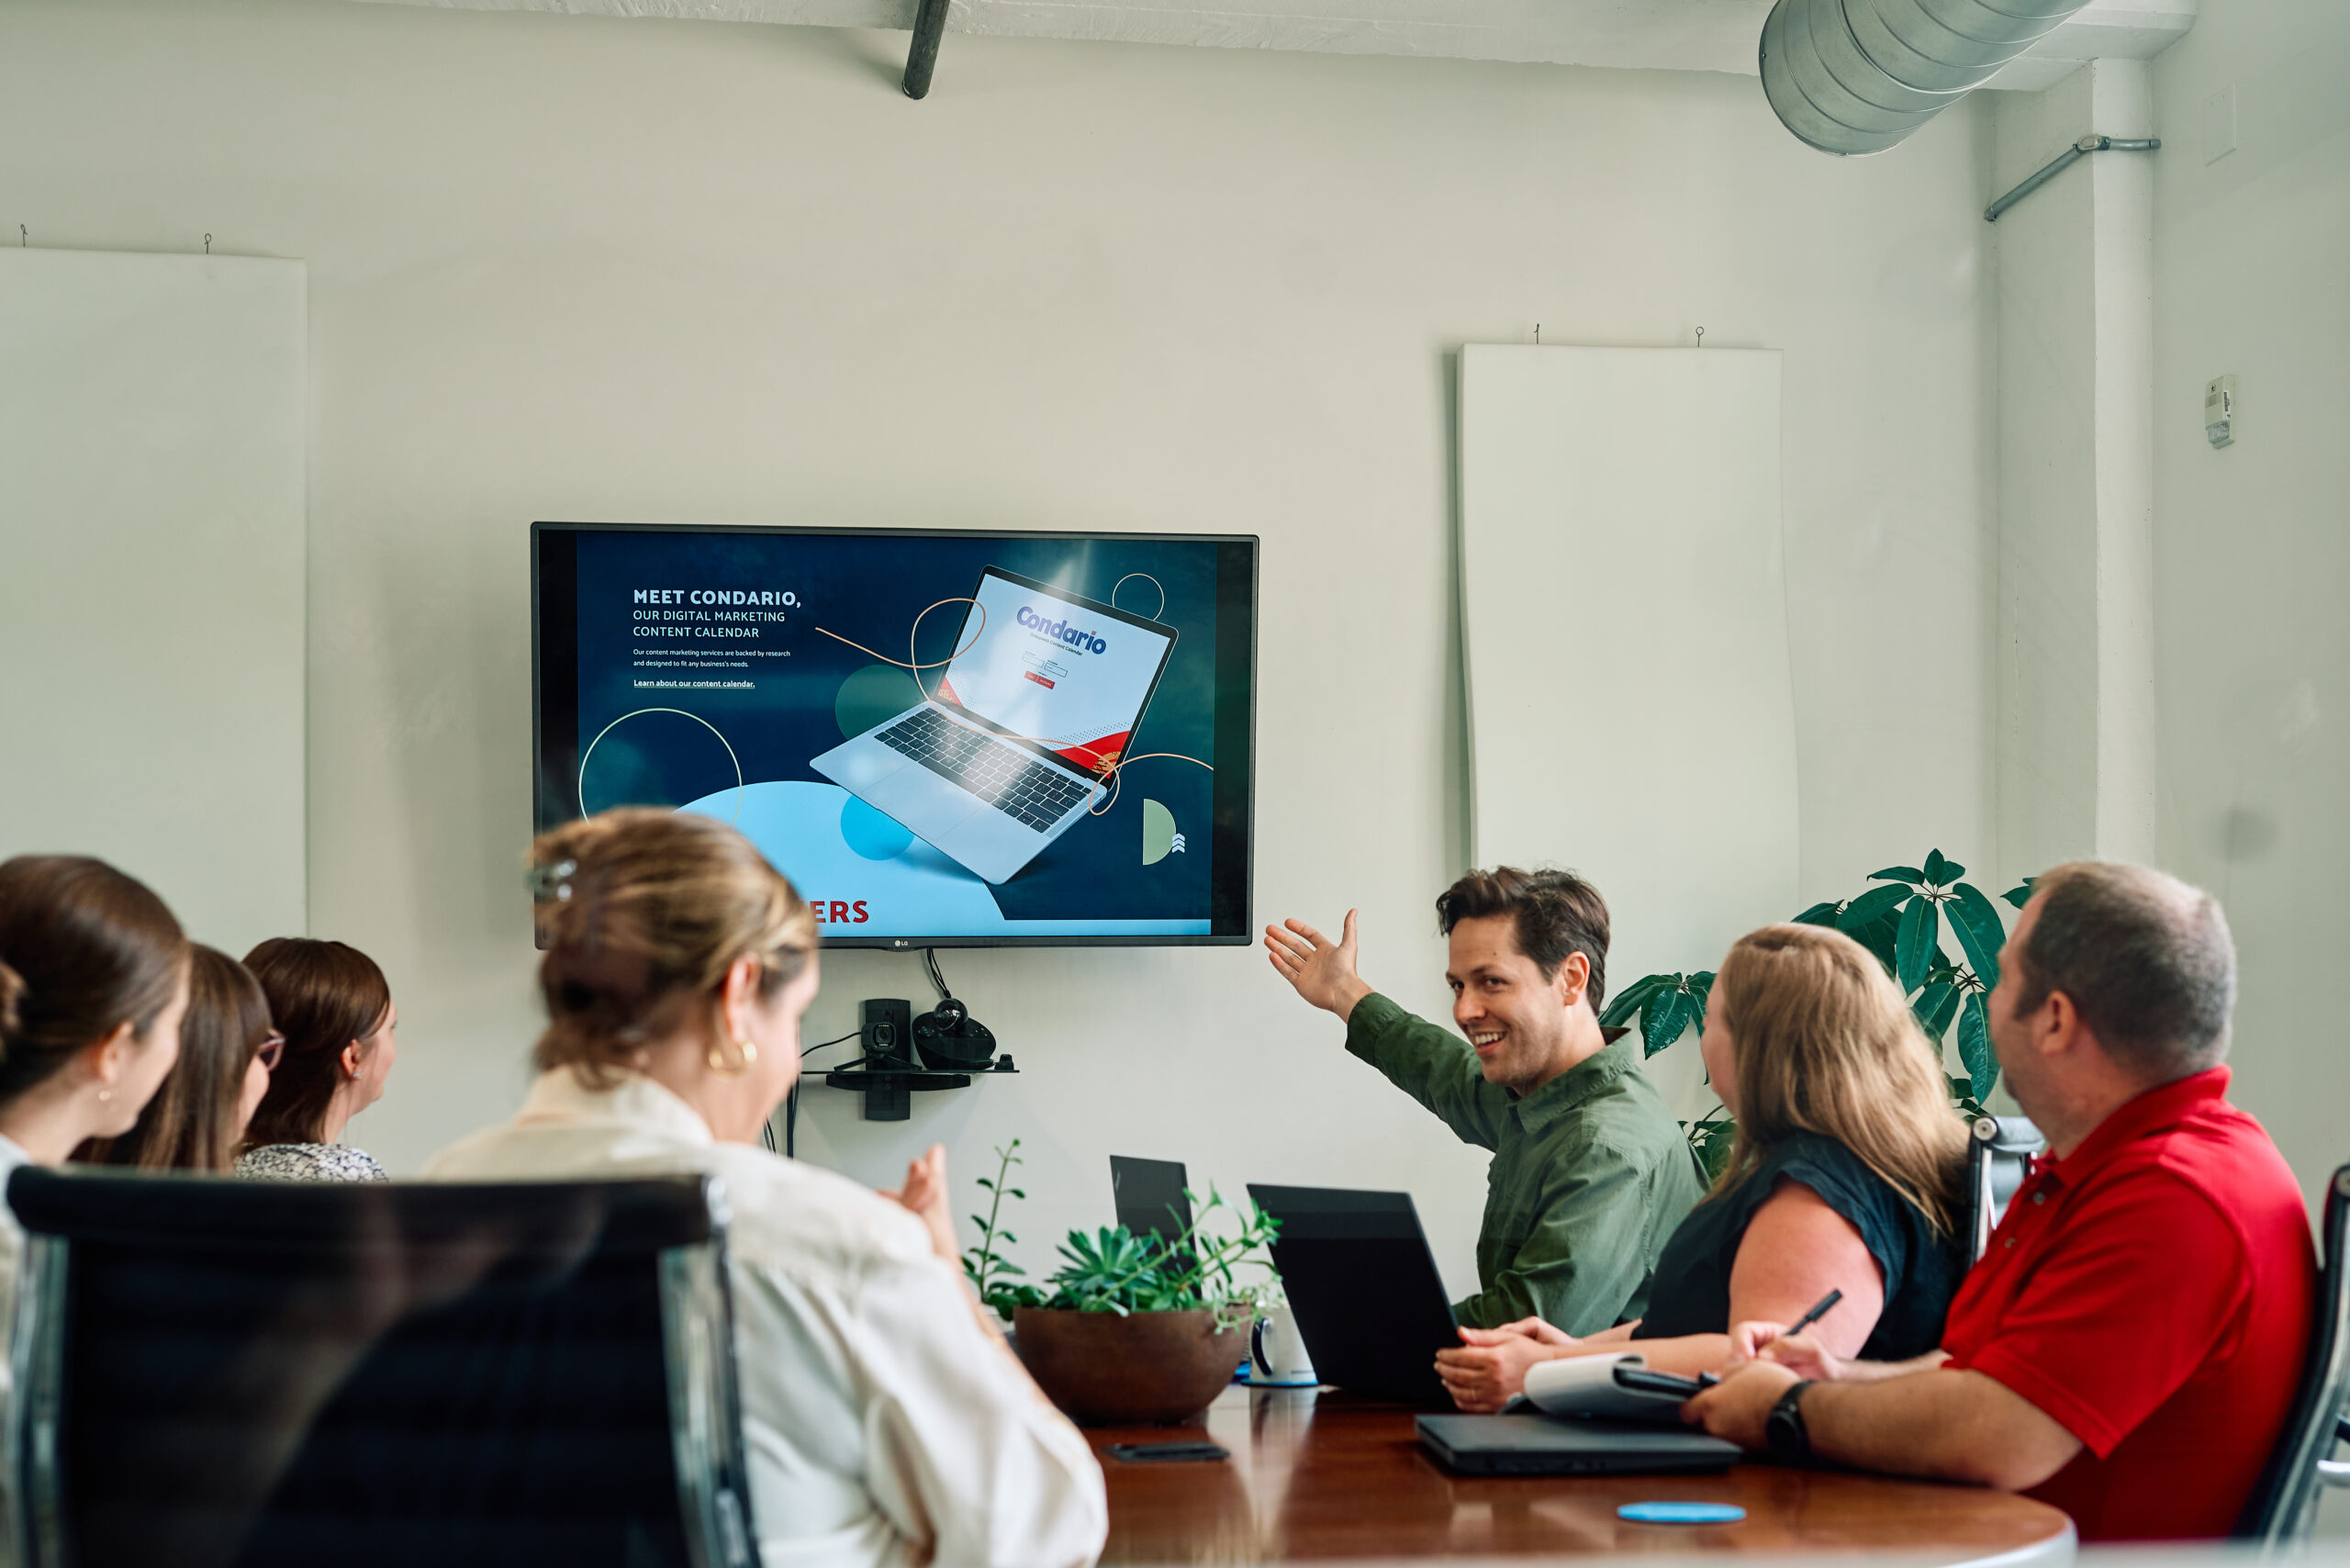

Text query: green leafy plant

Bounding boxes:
[963,1139,1281,1330]
[1603,851,2036,1164]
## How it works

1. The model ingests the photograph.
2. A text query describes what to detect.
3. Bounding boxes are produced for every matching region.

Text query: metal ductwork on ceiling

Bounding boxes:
[1760,0,2097,156]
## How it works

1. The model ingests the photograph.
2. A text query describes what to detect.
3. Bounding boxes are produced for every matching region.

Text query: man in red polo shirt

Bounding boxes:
[1686,861,2316,1540]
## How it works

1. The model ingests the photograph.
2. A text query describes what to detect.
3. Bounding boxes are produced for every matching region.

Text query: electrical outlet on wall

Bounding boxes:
[2206,375,2237,448]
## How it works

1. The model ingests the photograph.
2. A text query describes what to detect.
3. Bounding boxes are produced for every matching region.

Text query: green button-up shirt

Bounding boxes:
[1346,991,1706,1334]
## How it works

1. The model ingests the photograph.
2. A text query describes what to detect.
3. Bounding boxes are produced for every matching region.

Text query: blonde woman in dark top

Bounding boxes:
[1436,923,1971,1410]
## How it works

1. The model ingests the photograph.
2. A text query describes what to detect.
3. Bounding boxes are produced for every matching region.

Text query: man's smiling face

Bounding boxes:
[1446,913,1580,1093]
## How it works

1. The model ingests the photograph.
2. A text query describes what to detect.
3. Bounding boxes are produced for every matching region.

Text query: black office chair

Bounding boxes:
[5,1168,761,1568]
[1964,1113,2045,1263]
[2237,1163,2350,1550]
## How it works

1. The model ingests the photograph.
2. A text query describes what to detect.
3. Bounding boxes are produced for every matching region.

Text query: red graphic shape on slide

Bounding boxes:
[1062,731,1130,774]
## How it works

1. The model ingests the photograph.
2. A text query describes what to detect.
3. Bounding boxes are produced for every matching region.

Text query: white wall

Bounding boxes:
[2149,3,2350,1214]
[1991,61,2161,881]
[0,0,1993,1294]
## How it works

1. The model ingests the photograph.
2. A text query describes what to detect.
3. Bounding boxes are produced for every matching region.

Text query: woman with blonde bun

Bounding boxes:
[429,809,1104,1568]
[1436,922,1971,1411]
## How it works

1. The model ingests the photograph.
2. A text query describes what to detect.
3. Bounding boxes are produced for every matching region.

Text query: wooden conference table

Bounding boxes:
[1090,1386,2075,1563]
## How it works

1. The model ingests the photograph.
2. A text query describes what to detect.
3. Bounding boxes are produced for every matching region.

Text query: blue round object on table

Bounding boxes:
[1617,1502,1746,1525]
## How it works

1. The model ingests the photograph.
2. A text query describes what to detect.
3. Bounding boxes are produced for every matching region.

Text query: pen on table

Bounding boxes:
[1786,1287,1843,1338]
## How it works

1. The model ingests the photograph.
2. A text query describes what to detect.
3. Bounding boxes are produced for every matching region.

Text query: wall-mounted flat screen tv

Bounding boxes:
[532,523,1257,947]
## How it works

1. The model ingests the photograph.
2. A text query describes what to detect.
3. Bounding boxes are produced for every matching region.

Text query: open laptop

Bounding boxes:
[1111,1156,1193,1245]
[811,567,1179,885]
[1415,1414,1741,1477]
[1245,1184,1457,1406]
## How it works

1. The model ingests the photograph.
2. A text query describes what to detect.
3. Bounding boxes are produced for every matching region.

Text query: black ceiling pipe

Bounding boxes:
[903,0,950,98]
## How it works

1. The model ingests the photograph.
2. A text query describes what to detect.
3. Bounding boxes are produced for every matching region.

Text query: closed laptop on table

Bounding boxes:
[1416,1413,1740,1477]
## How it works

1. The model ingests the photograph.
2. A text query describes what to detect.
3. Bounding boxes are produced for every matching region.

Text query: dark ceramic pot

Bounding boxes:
[1011,1306,1242,1426]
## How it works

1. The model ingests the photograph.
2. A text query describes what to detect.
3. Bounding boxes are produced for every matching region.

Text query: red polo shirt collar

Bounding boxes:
[2031,1065,2232,1191]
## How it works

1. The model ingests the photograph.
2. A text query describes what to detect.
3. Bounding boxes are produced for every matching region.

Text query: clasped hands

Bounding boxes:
[1433,1315,1849,1443]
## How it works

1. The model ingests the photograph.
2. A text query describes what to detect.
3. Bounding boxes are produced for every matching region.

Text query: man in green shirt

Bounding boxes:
[1265,867,1704,1334]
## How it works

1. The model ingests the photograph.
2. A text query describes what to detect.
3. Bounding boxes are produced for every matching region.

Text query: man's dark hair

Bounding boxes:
[1435,867,1610,1012]
[2012,861,2236,1083]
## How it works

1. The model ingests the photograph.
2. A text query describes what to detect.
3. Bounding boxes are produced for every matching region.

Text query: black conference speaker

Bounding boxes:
[912,998,996,1070]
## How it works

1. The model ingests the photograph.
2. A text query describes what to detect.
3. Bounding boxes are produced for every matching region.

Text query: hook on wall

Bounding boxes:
[1695,326,1706,348]
[1535,323,1541,345]
[204,233,212,255]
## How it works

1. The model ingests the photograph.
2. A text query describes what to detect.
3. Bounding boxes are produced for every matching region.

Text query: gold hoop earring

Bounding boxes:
[708,1037,757,1078]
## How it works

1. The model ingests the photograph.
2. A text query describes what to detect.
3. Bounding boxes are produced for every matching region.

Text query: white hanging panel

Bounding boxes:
[0,248,307,952]
[1460,343,1797,991]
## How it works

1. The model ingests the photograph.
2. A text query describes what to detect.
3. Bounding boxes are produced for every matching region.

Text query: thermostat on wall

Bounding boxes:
[2206,375,2237,448]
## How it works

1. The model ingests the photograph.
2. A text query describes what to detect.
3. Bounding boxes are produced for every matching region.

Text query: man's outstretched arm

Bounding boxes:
[1685,1357,2083,1492]
[1268,911,1505,1148]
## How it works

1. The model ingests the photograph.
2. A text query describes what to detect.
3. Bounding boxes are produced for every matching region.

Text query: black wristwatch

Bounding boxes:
[1764,1379,1818,1465]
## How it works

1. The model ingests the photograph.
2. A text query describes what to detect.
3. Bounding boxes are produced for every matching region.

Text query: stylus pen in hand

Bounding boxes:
[1786,1288,1843,1338]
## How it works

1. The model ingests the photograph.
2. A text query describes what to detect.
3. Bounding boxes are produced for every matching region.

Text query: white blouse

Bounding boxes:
[426,1070,1106,1568]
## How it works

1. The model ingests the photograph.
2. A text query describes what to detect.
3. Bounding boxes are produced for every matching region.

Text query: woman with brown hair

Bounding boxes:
[0,855,192,1308]
[235,937,397,1182]
[79,945,276,1172]
[1436,921,1972,1409]
[429,809,1104,1568]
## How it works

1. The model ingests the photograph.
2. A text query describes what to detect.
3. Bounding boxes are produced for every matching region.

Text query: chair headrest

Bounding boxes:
[4,1169,723,1258]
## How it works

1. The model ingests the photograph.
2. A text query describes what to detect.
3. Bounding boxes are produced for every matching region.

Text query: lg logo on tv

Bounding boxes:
[810,900,870,924]
[1015,605,1108,655]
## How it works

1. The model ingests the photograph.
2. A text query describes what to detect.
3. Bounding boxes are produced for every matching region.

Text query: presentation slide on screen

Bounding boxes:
[561,530,1235,940]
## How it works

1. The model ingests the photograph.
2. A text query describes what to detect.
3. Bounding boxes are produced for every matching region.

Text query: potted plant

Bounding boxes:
[964,1140,1281,1425]
[1600,849,2036,1175]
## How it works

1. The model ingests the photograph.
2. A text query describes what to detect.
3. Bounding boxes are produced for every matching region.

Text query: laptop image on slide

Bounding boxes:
[1111,1156,1193,1245]
[811,567,1179,885]
[1245,1184,1458,1407]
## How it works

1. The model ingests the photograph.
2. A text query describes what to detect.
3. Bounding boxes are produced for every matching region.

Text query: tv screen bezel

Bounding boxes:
[531,520,1258,950]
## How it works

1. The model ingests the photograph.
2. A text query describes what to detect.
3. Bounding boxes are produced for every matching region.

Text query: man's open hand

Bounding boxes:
[1264,911,1374,1021]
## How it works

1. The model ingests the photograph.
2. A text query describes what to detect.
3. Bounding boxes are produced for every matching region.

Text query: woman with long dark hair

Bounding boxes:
[79,944,274,1171]
[235,937,397,1182]
[0,855,191,1323]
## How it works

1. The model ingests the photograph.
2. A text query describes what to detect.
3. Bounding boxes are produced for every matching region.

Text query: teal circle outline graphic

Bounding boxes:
[576,707,744,824]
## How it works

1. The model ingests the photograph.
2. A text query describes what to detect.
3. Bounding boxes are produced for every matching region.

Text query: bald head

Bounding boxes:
[2012,862,2236,1085]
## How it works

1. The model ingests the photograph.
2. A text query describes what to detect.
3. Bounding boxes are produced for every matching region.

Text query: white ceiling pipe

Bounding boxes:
[1760,0,2098,155]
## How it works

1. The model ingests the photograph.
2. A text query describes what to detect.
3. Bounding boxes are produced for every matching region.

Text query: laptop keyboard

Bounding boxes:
[877,708,1093,832]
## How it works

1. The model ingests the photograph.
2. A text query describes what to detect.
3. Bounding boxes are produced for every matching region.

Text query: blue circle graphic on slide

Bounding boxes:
[841,795,916,861]
[578,709,743,822]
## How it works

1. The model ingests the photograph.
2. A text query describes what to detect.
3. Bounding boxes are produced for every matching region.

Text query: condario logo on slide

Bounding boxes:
[1016,606,1107,655]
